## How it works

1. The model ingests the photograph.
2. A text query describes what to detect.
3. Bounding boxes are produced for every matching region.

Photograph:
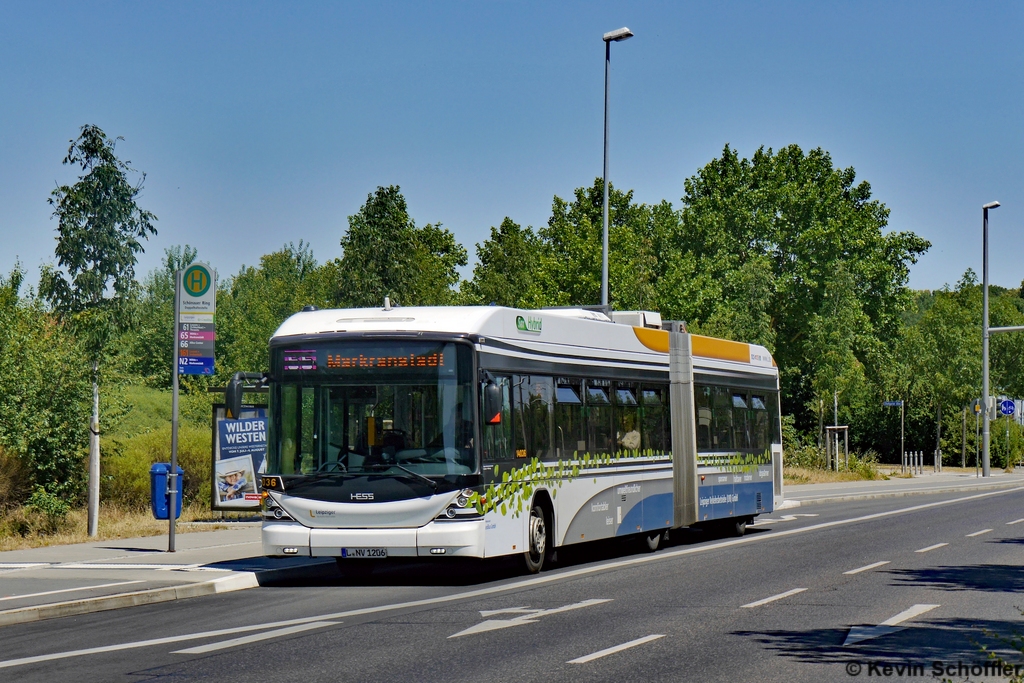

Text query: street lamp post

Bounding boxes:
[601,26,633,310]
[982,200,1000,477]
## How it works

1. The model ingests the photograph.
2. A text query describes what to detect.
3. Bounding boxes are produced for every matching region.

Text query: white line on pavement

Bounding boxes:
[2,485,1022,670]
[844,604,940,646]
[1007,518,1024,525]
[843,561,890,575]
[0,581,144,603]
[172,622,339,654]
[568,635,666,664]
[915,543,949,553]
[741,588,806,608]
[966,529,993,537]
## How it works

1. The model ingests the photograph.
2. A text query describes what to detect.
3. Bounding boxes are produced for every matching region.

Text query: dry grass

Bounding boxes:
[783,466,886,485]
[0,503,247,552]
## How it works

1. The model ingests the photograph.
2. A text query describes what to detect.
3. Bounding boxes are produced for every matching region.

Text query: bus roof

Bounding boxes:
[271,305,776,372]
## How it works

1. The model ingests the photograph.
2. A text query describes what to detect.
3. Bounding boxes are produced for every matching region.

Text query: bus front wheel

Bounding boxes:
[523,503,549,573]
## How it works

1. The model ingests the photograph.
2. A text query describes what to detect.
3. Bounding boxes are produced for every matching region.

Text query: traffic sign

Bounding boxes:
[176,263,216,375]
[882,400,903,407]
[1000,399,1015,416]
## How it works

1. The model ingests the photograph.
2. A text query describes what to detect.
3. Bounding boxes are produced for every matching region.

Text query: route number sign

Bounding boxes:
[176,263,216,375]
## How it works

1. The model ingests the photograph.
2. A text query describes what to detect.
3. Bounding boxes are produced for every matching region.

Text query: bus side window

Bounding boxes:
[555,378,585,458]
[585,379,613,454]
[482,376,511,462]
[712,386,733,451]
[614,381,640,453]
[641,384,669,454]
[513,375,554,459]
[694,385,712,451]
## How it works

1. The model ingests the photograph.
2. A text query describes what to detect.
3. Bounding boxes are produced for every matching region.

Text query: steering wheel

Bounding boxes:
[317,460,347,473]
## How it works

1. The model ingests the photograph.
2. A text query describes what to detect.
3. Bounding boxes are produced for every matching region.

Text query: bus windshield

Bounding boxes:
[266,341,476,477]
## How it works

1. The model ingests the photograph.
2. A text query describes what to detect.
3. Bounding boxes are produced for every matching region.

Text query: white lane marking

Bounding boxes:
[478,607,539,617]
[0,563,50,569]
[843,604,940,646]
[749,513,819,527]
[172,621,338,654]
[843,561,890,575]
[966,529,993,537]
[450,599,611,638]
[0,581,144,603]
[1007,518,1024,525]
[52,563,232,571]
[568,635,666,664]
[2,486,1021,670]
[741,588,806,608]
[915,543,949,553]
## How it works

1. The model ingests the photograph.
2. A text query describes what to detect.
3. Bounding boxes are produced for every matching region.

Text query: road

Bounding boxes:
[3,486,1024,682]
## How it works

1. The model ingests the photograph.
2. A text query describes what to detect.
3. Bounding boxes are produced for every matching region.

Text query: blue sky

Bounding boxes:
[2,2,1022,292]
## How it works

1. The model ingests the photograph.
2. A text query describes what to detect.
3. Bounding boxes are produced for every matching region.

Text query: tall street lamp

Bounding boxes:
[982,200,1000,477]
[601,26,633,310]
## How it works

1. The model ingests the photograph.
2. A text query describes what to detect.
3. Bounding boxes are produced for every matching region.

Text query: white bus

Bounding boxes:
[260,305,782,573]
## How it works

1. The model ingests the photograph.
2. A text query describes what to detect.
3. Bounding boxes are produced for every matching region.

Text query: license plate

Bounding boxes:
[341,547,387,559]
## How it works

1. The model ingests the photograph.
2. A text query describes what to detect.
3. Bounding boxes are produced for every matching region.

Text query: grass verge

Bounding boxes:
[784,466,886,485]
[0,503,242,552]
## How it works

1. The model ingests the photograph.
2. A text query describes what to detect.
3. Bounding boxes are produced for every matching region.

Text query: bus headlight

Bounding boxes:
[445,507,457,519]
[454,489,473,508]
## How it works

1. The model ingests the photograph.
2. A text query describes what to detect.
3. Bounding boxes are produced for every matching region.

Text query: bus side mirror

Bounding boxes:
[483,382,502,425]
[225,374,244,419]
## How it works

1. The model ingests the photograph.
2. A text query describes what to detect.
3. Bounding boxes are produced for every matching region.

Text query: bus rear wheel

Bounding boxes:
[642,529,668,552]
[523,503,549,574]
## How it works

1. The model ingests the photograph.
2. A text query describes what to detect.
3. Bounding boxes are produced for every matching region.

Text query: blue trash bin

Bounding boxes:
[150,463,184,520]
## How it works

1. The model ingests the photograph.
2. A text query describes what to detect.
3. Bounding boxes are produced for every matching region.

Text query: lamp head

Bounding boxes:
[603,27,634,42]
[983,201,1001,210]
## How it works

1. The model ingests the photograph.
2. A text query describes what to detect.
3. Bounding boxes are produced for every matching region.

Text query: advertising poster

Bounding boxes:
[211,405,267,510]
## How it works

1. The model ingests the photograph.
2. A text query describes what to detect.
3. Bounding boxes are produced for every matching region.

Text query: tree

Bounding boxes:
[0,265,92,502]
[332,185,467,308]
[39,124,157,535]
[218,241,332,374]
[462,218,547,308]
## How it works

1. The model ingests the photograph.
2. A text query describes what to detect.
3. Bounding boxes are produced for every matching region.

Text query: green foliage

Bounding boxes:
[461,218,547,307]
[0,266,92,500]
[104,422,212,509]
[40,124,157,357]
[333,186,467,308]
[25,486,72,522]
[217,241,331,375]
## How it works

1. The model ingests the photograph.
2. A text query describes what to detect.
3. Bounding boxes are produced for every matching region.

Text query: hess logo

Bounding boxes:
[350,492,374,501]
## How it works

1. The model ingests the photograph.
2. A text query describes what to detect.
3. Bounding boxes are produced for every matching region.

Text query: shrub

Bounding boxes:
[0,446,31,511]
[103,423,212,509]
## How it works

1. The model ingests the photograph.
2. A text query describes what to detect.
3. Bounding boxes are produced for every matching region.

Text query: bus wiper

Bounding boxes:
[370,463,438,490]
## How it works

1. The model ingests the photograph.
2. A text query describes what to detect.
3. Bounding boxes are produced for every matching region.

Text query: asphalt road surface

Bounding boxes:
[4,486,1024,682]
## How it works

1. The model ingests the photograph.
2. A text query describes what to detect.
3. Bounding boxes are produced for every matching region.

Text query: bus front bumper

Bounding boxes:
[262,520,485,559]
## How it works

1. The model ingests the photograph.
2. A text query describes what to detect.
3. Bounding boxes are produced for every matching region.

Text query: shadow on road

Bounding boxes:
[735,618,1018,668]
[886,564,1024,593]
[257,525,762,588]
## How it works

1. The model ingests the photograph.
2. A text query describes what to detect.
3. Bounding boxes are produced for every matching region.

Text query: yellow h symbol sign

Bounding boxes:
[187,270,206,293]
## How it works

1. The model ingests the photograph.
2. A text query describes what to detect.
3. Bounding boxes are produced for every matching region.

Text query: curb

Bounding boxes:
[785,480,1024,507]
[0,560,336,629]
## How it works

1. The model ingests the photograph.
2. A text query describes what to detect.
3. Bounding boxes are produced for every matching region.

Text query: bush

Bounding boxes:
[103,423,212,509]
[25,486,71,532]
[0,446,31,511]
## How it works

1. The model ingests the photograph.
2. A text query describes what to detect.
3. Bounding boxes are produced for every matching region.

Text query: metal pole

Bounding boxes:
[962,406,966,469]
[901,401,905,474]
[976,409,980,477]
[169,270,181,552]
[88,361,100,537]
[600,39,611,309]
[982,205,993,477]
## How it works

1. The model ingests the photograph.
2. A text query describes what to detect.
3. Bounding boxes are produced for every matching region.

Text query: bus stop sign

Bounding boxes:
[1000,399,1015,416]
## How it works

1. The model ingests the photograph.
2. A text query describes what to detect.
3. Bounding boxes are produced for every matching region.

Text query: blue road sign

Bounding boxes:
[882,400,904,407]
[1000,399,1015,416]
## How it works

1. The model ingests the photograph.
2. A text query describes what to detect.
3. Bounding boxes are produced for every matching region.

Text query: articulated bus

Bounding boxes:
[260,305,783,573]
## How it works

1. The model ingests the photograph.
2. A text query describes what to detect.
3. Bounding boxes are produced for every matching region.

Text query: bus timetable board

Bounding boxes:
[177,263,216,375]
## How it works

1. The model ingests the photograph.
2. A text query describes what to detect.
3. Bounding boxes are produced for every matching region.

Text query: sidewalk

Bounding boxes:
[782,469,1024,507]
[0,523,333,628]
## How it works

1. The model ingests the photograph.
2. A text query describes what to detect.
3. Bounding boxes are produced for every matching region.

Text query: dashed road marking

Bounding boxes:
[450,599,611,638]
[172,621,339,654]
[843,561,890,575]
[966,529,993,537]
[568,635,666,664]
[844,604,940,646]
[741,588,806,608]
[915,543,948,553]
